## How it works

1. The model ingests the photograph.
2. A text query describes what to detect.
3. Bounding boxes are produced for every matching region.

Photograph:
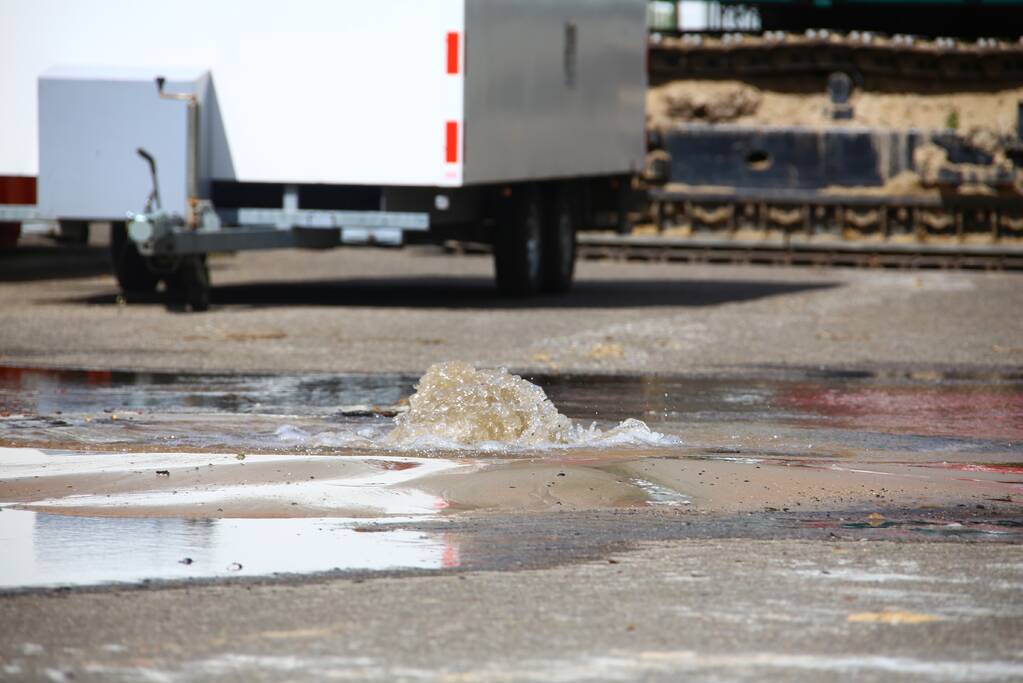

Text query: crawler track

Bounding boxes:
[576,233,1023,271]
[638,30,1023,269]
[649,32,1023,84]
[449,188,1023,270]
[588,188,1023,270]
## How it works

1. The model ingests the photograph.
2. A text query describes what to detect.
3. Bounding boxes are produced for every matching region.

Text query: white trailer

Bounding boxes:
[0,0,647,308]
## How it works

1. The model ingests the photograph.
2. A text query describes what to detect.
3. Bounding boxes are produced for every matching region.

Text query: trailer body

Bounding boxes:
[0,0,646,305]
[37,67,209,221]
[2,0,645,211]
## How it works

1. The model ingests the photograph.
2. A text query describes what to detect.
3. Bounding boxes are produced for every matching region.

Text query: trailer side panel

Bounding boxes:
[463,0,647,185]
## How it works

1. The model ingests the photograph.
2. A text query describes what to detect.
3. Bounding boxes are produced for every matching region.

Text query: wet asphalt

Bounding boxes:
[1,235,1022,681]
[2,532,1021,682]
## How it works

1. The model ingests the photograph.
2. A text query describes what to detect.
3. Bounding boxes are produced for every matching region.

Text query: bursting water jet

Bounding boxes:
[380,362,679,450]
[387,362,574,447]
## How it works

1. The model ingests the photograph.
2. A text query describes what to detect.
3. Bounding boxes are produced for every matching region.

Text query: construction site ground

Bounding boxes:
[1,229,1020,374]
[1,230,1021,683]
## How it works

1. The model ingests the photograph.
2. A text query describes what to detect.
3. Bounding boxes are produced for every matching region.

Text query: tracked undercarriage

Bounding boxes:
[634,31,1023,266]
[649,32,1023,84]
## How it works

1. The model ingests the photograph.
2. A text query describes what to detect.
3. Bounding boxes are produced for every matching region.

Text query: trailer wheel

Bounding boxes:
[541,186,576,293]
[57,220,90,245]
[110,221,160,293]
[0,223,20,250]
[166,255,210,312]
[494,187,543,296]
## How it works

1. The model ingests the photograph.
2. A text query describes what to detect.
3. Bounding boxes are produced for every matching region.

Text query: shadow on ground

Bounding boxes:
[0,244,112,282]
[71,276,838,310]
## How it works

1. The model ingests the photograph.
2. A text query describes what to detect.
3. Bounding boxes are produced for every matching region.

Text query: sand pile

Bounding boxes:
[648,79,1023,136]
[647,81,762,128]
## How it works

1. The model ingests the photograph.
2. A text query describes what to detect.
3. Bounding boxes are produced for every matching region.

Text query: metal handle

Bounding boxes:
[137,147,161,212]
[152,76,200,227]
[155,75,194,103]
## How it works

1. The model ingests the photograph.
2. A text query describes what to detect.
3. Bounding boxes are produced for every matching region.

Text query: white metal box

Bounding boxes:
[2,0,645,209]
[38,67,209,220]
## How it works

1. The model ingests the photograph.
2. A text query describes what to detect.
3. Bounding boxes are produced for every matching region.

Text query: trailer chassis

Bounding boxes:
[2,199,429,311]
[127,206,430,256]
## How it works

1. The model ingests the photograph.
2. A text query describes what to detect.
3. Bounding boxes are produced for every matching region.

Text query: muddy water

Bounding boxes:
[1,364,1020,588]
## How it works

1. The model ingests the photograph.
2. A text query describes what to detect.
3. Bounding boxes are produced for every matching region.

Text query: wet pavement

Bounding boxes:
[4,243,1022,681]
[0,362,1020,682]
[3,240,1018,678]
[3,536,1021,682]
[3,364,1021,450]
[0,509,455,590]
[0,365,1020,593]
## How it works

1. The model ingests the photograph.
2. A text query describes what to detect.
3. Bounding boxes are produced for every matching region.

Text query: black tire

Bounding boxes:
[494,186,543,296]
[57,220,90,245]
[615,179,633,236]
[0,223,20,250]
[541,186,576,293]
[110,221,160,293]
[166,255,210,312]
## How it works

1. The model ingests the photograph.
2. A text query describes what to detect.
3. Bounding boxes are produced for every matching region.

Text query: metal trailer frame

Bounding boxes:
[128,203,431,256]
[2,0,647,309]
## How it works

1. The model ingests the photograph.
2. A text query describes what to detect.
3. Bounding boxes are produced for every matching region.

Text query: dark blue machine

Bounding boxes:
[658,125,1003,192]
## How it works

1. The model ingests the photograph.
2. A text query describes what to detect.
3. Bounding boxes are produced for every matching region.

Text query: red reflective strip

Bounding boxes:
[446,32,459,74]
[445,121,458,163]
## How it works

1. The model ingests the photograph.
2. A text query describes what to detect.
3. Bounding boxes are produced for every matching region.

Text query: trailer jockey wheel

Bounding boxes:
[166,255,210,312]
[541,186,576,293]
[109,221,160,293]
[494,186,543,296]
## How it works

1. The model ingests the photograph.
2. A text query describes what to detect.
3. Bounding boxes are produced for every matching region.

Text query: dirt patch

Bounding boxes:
[647,81,762,127]
[820,170,936,198]
[648,79,1023,135]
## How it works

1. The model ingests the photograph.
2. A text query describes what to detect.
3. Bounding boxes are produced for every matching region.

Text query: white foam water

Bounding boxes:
[276,362,681,452]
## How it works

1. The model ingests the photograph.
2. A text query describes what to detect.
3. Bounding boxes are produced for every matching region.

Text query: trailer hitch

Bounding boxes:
[127,76,220,253]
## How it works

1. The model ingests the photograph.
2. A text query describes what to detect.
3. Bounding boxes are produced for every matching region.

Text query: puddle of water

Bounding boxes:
[1,448,461,518]
[4,365,1021,455]
[778,384,1023,442]
[798,514,1023,540]
[0,366,412,418]
[1,363,1021,590]
[0,508,454,589]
